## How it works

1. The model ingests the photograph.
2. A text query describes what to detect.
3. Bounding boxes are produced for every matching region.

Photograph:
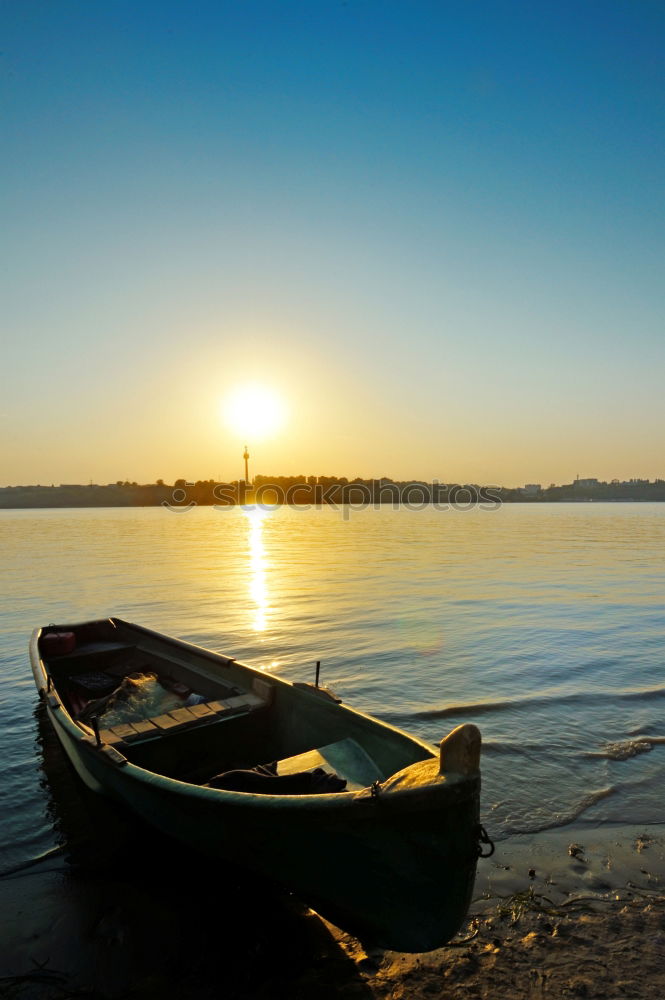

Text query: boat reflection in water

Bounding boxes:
[25,702,360,997]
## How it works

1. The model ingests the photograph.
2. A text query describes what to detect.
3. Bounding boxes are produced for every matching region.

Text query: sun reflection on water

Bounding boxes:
[243,505,270,632]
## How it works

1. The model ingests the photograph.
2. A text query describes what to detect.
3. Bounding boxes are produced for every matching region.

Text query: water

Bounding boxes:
[2,503,665,875]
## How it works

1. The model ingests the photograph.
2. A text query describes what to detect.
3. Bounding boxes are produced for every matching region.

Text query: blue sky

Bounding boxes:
[2,1,664,485]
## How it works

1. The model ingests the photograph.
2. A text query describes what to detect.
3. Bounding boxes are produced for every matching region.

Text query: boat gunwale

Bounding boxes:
[51,709,478,810]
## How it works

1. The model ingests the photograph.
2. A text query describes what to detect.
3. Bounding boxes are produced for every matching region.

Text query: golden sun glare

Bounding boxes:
[222,384,287,441]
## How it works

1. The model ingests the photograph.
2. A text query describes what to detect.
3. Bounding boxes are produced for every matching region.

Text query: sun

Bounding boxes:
[222,384,287,441]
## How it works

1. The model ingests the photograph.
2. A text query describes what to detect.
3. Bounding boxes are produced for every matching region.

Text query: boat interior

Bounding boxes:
[38,619,431,792]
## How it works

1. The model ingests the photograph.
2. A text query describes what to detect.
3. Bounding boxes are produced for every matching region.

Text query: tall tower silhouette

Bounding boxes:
[243,444,250,485]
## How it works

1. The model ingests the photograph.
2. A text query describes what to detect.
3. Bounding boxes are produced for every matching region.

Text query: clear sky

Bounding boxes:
[2,0,664,487]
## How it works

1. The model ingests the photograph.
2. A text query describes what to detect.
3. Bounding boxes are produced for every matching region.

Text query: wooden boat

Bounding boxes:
[30,617,487,952]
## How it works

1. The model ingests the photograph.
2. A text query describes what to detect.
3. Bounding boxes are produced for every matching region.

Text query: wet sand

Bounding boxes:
[2,818,664,999]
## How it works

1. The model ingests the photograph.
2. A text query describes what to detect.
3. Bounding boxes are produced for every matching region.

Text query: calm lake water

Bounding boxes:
[2,503,665,875]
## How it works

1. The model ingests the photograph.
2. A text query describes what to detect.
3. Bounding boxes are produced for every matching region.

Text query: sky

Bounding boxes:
[2,0,664,487]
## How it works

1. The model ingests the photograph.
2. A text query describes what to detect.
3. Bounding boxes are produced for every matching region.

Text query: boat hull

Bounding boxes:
[32,620,481,951]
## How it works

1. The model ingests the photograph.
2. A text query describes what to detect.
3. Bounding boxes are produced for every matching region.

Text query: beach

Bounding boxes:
[2,818,664,999]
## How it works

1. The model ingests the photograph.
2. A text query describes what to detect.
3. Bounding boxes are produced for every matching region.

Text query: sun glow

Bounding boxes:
[223,384,286,441]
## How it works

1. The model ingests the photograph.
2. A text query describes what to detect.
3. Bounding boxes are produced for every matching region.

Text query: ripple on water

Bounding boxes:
[1,503,665,867]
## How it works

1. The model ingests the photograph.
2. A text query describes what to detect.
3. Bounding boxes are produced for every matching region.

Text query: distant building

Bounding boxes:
[523,484,541,495]
[574,478,599,488]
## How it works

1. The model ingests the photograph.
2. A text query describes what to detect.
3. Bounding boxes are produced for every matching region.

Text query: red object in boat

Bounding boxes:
[41,631,77,657]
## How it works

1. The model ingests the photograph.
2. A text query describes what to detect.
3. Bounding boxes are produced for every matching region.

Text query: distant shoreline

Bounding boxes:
[3,477,665,509]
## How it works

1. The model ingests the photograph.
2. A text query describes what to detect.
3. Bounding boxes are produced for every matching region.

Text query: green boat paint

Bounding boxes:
[30,617,483,952]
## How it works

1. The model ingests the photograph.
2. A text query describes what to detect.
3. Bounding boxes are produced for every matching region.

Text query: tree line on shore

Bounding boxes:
[2,476,665,508]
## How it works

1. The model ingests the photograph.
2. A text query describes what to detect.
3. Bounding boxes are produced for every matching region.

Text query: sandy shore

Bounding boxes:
[341,895,665,1000]
[2,820,664,999]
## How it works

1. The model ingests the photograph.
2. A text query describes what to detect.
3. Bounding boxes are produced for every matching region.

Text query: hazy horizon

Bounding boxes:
[3,2,663,486]
[2,471,663,491]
